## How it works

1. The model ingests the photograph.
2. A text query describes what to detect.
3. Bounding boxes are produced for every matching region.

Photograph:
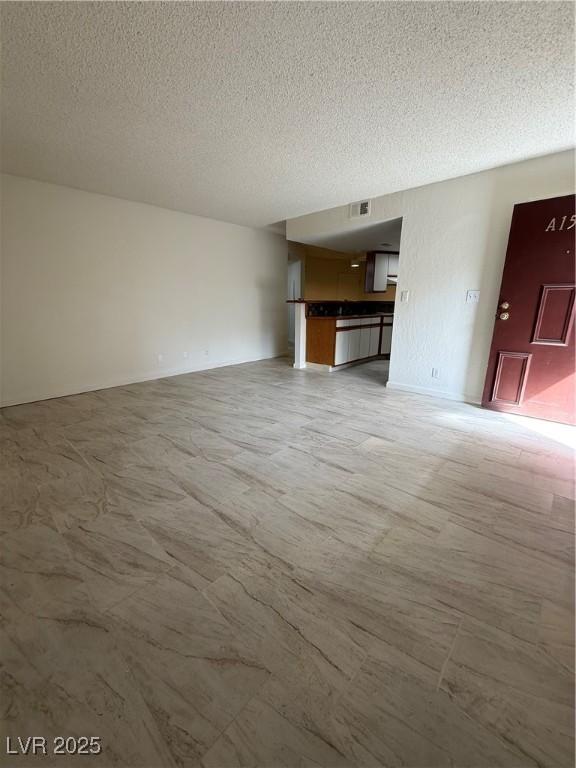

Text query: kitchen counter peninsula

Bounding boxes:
[287,300,394,370]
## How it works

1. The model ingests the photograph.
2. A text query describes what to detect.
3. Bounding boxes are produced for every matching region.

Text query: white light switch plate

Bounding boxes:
[466,290,480,304]
[400,290,410,303]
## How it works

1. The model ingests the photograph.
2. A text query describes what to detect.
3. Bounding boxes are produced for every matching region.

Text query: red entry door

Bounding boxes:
[482,194,575,425]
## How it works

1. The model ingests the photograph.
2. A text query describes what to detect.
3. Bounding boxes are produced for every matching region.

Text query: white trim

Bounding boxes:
[293,303,307,369]
[0,353,285,408]
[332,356,389,372]
[386,380,481,405]
[299,357,390,374]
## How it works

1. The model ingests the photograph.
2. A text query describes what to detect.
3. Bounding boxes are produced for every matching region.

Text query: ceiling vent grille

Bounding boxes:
[349,200,371,219]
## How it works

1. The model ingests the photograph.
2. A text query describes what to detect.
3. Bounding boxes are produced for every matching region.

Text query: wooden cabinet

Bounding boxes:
[306,318,336,365]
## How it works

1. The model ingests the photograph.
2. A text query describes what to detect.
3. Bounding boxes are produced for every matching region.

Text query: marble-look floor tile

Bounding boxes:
[0,468,45,535]
[62,510,175,611]
[136,496,263,587]
[436,457,556,516]
[338,474,452,539]
[330,641,525,768]
[12,440,90,486]
[202,693,352,768]
[440,618,575,767]
[299,549,462,676]
[274,488,393,551]
[370,522,570,641]
[479,455,575,499]
[551,493,576,533]
[36,470,112,532]
[1,358,574,767]
[108,567,270,766]
[1,627,176,768]
[538,598,575,672]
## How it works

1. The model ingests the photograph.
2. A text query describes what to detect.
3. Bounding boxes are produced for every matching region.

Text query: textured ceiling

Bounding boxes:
[1,1,574,228]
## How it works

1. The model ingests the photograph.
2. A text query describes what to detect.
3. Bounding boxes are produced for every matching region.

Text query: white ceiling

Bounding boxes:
[1,2,574,228]
[300,218,404,254]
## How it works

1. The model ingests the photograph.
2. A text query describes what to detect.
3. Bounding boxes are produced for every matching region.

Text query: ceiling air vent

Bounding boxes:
[349,200,371,219]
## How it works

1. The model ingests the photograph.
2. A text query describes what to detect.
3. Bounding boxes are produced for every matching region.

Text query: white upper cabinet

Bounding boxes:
[373,253,389,291]
[387,254,399,282]
[366,252,400,291]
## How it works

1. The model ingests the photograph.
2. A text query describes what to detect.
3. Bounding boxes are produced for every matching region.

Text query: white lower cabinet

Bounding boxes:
[369,326,380,356]
[348,329,361,361]
[381,325,393,355]
[359,327,371,358]
[334,331,349,365]
[334,317,393,365]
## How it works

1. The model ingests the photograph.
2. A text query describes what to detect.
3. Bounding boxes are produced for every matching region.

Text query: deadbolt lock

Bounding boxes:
[499,312,510,321]
[500,301,510,310]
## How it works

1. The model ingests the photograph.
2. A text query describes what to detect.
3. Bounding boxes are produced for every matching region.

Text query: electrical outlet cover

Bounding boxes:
[466,290,480,304]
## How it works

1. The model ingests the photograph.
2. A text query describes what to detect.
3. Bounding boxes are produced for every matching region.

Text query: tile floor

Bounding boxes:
[1,358,574,767]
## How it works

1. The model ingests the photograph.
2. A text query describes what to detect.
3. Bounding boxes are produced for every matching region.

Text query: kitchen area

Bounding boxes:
[300,300,394,369]
[287,217,402,375]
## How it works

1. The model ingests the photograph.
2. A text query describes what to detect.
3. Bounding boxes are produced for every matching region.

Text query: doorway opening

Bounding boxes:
[286,217,404,383]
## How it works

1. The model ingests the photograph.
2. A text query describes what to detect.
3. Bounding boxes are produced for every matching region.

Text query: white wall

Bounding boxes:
[287,151,575,402]
[0,175,287,406]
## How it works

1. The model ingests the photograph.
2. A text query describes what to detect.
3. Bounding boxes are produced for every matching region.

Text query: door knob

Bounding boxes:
[499,312,510,320]
[500,301,510,310]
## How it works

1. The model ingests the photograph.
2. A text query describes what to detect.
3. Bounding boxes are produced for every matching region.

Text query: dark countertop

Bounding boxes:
[286,299,393,304]
[298,299,395,318]
[309,312,393,320]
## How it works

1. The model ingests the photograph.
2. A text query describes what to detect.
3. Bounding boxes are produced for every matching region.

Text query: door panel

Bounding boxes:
[482,194,575,425]
[531,285,575,345]
[491,352,532,405]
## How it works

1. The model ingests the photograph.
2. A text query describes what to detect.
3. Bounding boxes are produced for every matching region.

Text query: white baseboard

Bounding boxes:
[300,362,330,372]
[0,352,285,408]
[296,356,390,374]
[386,380,481,405]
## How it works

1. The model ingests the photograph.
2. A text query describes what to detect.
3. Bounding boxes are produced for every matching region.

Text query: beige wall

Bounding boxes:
[0,174,288,406]
[288,150,575,402]
[299,244,396,301]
